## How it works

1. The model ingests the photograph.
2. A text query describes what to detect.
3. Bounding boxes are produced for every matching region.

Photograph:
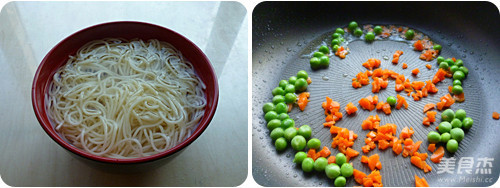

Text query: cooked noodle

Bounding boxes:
[45,38,206,158]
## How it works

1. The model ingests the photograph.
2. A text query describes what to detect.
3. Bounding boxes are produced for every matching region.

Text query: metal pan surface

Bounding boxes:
[252,1,500,186]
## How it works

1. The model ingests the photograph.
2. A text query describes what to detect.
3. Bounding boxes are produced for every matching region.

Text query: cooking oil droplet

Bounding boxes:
[280,41,284,45]
[271,45,275,49]
[259,136,263,139]
[343,74,348,77]
[259,120,264,124]
[383,56,389,60]
[322,76,329,81]
[293,174,298,178]
[287,48,292,52]
[286,154,291,158]
[257,129,261,132]
[481,77,484,80]
[462,54,466,58]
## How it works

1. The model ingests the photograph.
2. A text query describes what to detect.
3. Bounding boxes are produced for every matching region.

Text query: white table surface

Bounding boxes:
[0,1,248,186]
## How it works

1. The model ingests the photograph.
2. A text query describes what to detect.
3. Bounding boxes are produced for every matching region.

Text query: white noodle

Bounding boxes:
[46,38,206,158]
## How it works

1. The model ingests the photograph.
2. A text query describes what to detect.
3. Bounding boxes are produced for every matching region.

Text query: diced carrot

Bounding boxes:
[409,141,422,156]
[392,50,403,64]
[399,127,414,139]
[367,154,381,171]
[427,111,437,122]
[306,77,312,84]
[402,63,408,69]
[353,169,367,185]
[346,147,360,158]
[307,149,317,160]
[382,103,391,115]
[453,92,465,102]
[414,40,424,51]
[493,112,500,120]
[430,146,445,163]
[319,146,331,158]
[412,68,420,75]
[426,64,432,69]
[297,92,310,111]
[423,103,435,113]
[393,140,403,155]
[396,94,408,110]
[415,175,430,187]
[378,140,390,150]
[428,144,436,152]
[327,155,336,164]
[376,102,385,110]
[345,102,358,115]
[362,145,372,153]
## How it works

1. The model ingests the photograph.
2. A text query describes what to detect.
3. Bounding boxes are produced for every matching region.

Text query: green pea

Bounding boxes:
[338,37,345,42]
[293,151,307,163]
[373,26,383,35]
[452,85,463,95]
[332,32,342,39]
[336,153,347,166]
[272,95,285,104]
[433,44,442,51]
[313,51,325,58]
[340,163,354,178]
[298,125,312,139]
[453,80,462,86]
[288,76,298,85]
[332,44,340,52]
[348,21,358,31]
[262,102,275,113]
[354,27,363,36]
[445,58,455,67]
[455,59,464,67]
[441,132,451,143]
[267,119,282,131]
[455,109,466,120]
[331,38,341,46]
[307,138,321,150]
[284,93,297,104]
[386,96,397,106]
[441,109,455,122]
[319,56,330,67]
[325,163,341,179]
[453,71,465,81]
[291,135,307,151]
[446,139,459,153]
[438,122,452,133]
[310,57,321,70]
[281,118,295,129]
[459,66,469,76]
[427,131,441,143]
[462,117,473,129]
[314,157,328,172]
[365,32,375,42]
[284,127,297,141]
[334,176,347,187]
[297,70,309,80]
[335,28,345,35]
[302,157,314,172]
[275,102,288,114]
[451,118,463,128]
[405,29,415,40]
[264,111,278,122]
[450,128,465,142]
[439,62,449,70]
[436,56,445,63]
[284,84,295,94]
[272,87,285,96]
[278,113,289,121]
[294,78,308,92]
[270,127,284,141]
[450,65,459,73]
[279,80,288,89]
[319,45,329,54]
[275,137,287,151]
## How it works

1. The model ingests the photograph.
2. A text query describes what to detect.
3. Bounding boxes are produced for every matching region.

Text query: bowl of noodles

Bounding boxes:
[32,21,219,164]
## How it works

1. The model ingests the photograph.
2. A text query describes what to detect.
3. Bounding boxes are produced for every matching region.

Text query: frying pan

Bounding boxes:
[252,1,500,186]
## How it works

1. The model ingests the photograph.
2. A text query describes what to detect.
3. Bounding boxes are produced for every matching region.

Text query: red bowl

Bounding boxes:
[32,21,219,164]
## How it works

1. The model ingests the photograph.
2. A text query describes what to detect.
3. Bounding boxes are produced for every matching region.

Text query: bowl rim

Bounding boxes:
[31,21,219,164]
